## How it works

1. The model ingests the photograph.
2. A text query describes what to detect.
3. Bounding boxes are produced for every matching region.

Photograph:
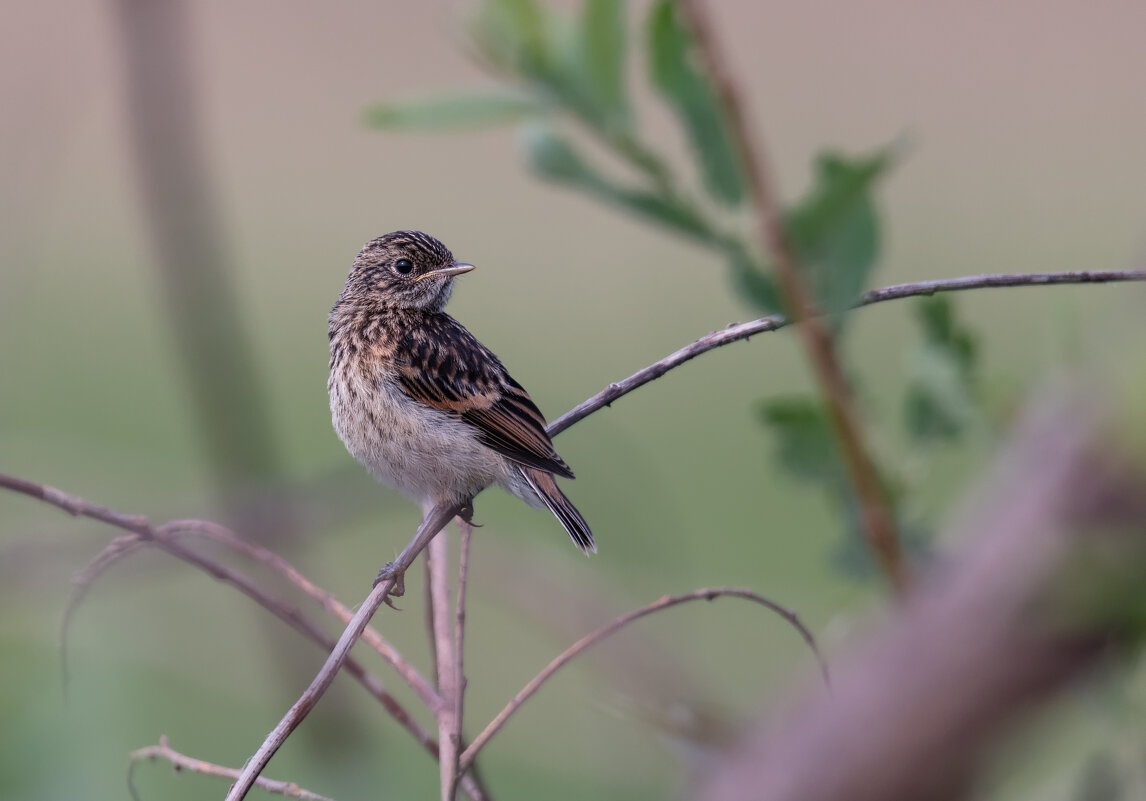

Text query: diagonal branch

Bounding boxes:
[459,587,827,770]
[0,475,441,771]
[548,269,1146,437]
[224,501,464,801]
[4,268,1141,800]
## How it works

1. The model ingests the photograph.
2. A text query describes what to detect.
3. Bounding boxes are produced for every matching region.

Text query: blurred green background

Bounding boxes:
[3,1,1146,799]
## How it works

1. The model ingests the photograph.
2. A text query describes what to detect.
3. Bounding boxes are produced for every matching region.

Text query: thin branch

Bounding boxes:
[450,519,474,801]
[547,269,1146,437]
[0,475,440,765]
[425,550,440,688]
[459,587,827,770]
[680,0,905,591]
[162,518,443,717]
[6,266,1142,800]
[428,528,458,801]
[128,735,333,801]
[61,533,147,696]
[225,501,463,801]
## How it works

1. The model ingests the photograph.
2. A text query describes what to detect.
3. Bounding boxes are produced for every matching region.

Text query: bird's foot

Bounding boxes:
[374,561,405,610]
[457,501,482,528]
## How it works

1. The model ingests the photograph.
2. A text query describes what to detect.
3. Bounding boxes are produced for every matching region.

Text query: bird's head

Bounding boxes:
[343,231,474,311]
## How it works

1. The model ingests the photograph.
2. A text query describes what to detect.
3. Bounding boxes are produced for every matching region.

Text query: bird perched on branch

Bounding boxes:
[328,230,594,559]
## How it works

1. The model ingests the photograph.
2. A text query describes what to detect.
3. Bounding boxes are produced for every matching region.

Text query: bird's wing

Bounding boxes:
[395,314,575,479]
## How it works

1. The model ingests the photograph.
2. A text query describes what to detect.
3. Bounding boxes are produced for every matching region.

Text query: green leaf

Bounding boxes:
[727,244,782,314]
[646,0,744,206]
[363,92,546,132]
[784,150,891,322]
[759,397,844,486]
[519,122,715,242]
[520,123,602,185]
[580,0,628,122]
[470,0,551,74]
[903,295,979,444]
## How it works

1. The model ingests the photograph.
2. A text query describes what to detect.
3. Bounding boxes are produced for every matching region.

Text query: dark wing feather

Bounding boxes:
[395,314,575,479]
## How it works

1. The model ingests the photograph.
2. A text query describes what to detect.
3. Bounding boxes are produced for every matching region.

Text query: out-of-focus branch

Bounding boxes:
[459,587,827,770]
[128,736,333,801]
[114,0,281,505]
[548,268,1146,437]
[678,0,904,590]
[699,394,1146,801]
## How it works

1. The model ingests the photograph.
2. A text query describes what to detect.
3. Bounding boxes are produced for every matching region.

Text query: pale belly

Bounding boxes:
[329,368,526,507]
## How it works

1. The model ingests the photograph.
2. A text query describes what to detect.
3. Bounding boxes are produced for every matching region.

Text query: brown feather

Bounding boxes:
[394,313,575,479]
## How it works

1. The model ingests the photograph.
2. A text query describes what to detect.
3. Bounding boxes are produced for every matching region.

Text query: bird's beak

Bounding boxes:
[415,262,476,282]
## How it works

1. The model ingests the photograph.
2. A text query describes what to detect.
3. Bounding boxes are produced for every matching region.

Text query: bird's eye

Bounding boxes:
[394,258,414,275]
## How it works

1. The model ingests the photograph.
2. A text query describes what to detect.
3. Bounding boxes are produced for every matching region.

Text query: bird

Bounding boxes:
[327,230,595,575]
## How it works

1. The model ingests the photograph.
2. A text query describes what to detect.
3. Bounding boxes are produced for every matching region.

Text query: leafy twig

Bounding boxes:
[678,0,905,591]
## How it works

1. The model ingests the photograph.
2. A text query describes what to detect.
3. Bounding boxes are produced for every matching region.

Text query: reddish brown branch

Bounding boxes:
[459,587,827,770]
[678,0,904,591]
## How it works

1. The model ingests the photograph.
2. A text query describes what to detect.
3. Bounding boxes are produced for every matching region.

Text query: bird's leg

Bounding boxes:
[456,499,482,528]
[373,500,465,607]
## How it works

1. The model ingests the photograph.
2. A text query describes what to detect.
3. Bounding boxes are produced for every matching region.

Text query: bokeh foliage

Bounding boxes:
[365,0,981,575]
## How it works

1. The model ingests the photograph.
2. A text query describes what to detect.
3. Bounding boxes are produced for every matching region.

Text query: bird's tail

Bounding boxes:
[519,467,596,554]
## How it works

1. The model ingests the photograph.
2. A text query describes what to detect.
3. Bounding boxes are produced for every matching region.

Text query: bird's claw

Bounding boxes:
[374,561,405,609]
[457,502,482,528]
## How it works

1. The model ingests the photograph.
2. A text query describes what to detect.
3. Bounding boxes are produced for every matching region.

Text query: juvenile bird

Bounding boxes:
[328,230,594,564]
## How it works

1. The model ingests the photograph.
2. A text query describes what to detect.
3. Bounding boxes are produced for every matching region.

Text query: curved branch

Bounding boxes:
[0,475,440,764]
[547,269,1146,437]
[128,736,333,801]
[458,587,827,770]
[162,518,443,717]
[61,533,148,697]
